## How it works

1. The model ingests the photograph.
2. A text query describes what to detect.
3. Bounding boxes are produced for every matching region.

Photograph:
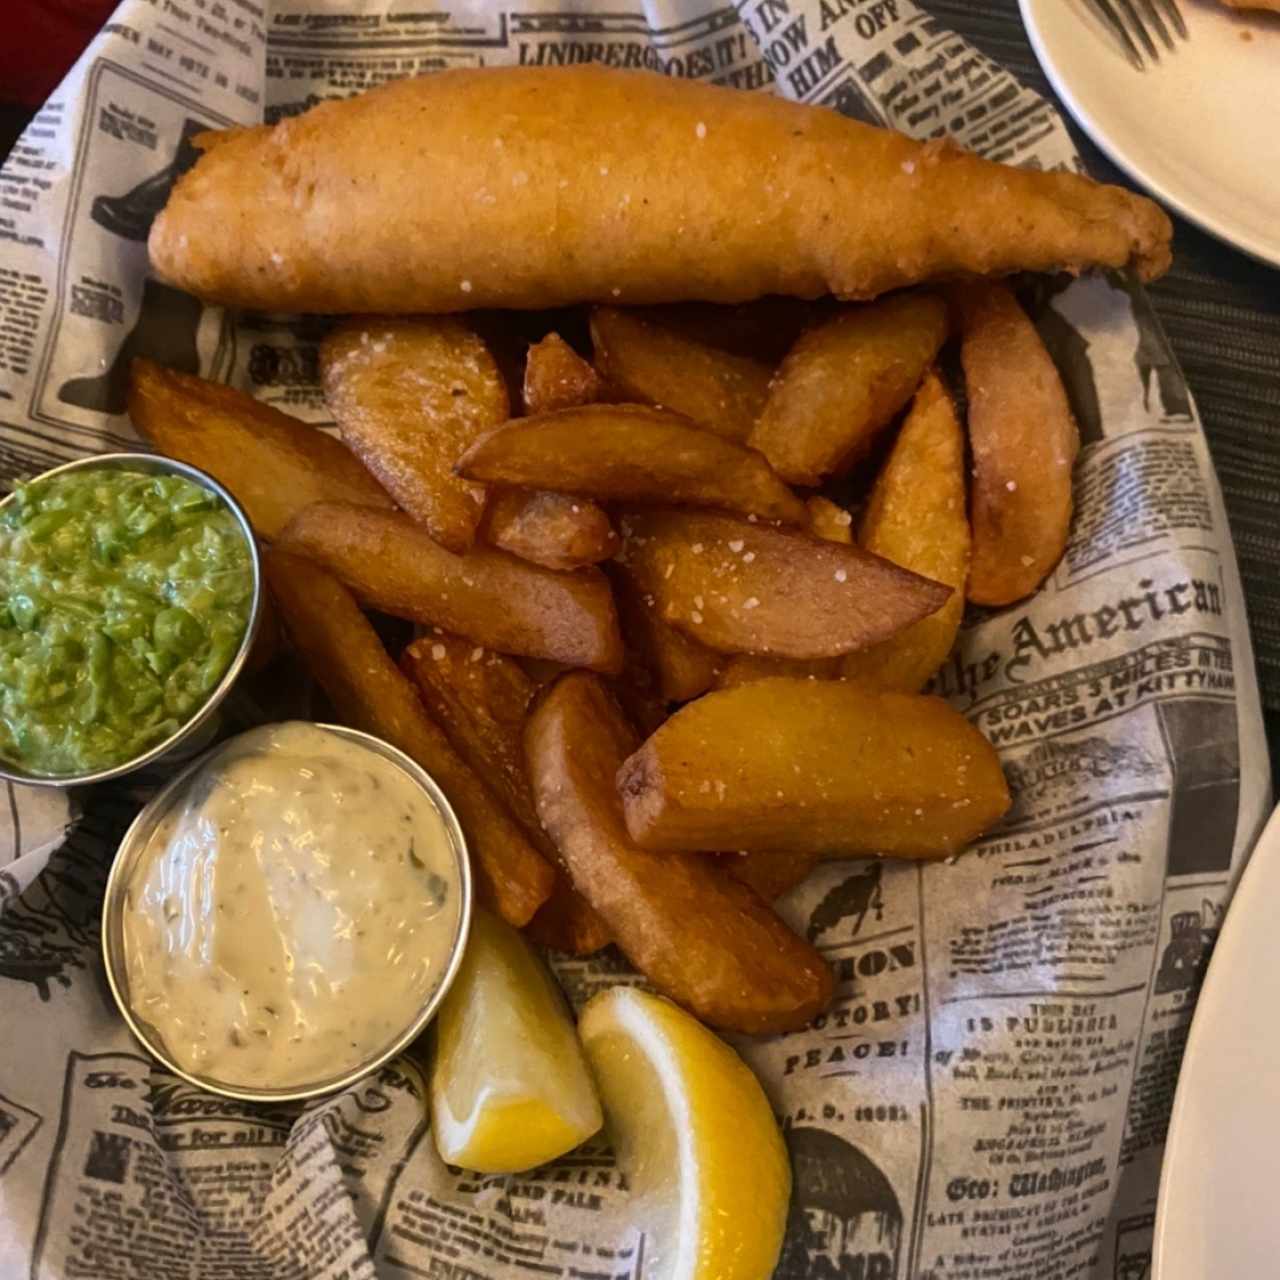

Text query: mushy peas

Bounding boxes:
[0,466,254,775]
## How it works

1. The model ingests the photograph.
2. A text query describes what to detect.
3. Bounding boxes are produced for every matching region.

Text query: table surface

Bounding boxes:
[2,0,1278,777]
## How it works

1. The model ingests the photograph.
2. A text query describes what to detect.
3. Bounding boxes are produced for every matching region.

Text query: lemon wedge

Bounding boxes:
[430,908,602,1172]
[578,987,791,1280]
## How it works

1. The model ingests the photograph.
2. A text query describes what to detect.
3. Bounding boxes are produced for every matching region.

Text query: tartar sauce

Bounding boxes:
[121,722,465,1090]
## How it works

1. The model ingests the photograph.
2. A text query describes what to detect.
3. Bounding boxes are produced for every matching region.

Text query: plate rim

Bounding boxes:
[1019,0,1280,271]
[1151,799,1280,1276]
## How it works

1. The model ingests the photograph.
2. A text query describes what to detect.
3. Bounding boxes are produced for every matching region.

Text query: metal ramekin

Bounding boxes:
[101,721,473,1103]
[0,452,262,788]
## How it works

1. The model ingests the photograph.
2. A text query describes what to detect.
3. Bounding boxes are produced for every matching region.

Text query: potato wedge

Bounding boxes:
[277,502,624,672]
[523,882,614,958]
[714,655,840,688]
[619,509,951,660]
[607,667,669,739]
[523,332,603,415]
[718,850,824,902]
[321,317,505,553]
[481,490,616,571]
[517,658,572,687]
[526,672,832,1034]
[609,565,721,703]
[457,405,806,526]
[618,678,1011,858]
[953,281,1080,605]
[842,371,970,692]
[263,550,554,926]
[484,331,616,571]
[402,635,543,845]
[589,307,772,442]
[709,497,853,688]
[750,293,949,485]
[641,298,816,364]
[598,574,673,736]
[402,634,610,956]
[128,358,393,540]
[806,495,854,544]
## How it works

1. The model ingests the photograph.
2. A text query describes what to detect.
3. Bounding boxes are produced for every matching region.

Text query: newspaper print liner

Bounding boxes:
[0,1,1269,1278]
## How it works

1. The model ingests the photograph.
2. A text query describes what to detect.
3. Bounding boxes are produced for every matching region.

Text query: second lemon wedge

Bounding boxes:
[430,908,602,1173]
[578,986,791,1280]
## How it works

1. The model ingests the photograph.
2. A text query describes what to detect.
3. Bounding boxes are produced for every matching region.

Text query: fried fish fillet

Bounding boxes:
[150,67,1171,314]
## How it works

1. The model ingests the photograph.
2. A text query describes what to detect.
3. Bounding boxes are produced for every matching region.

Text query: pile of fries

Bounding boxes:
[128,281,1075,1036]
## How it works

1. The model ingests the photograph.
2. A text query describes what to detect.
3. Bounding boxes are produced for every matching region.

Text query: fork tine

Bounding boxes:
[1116,0,1160,61]
[1092,0,1147,68]
[1138,0,1174,49]
[1156,0,1189,40]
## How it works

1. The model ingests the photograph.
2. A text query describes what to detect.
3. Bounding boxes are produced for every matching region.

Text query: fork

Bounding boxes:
[1091,0,1189,69]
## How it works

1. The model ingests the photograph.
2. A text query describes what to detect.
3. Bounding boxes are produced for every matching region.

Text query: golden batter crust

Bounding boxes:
[150,66,1172,313]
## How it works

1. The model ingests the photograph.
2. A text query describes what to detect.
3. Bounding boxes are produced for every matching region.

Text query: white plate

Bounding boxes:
[1154,801,1280,1277]
[1020,0,1280,268]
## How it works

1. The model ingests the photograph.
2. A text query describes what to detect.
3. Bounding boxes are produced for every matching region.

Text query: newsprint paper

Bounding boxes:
[0,1,1270,1277]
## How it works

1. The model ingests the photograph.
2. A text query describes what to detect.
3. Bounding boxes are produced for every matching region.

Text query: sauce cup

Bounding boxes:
[0,452,262,789]
[101,722,473,1103]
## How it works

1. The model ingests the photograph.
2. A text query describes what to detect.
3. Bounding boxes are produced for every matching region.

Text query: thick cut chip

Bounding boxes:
[602,570,676,734]
[401,635,543,847]
[262,550,554,925]
[482,490,616,571]
[517,658,572,687]
[618,678,1011,859]
[711,497,853,687]
[523,881,615,958]
[402,634,610,956]
[321,317,506,552]
[609,565,721,703]
[842,371,970,691]
[277,502,624,672]
[714,655,840,688]
[953,281,1080,605]
[589,307,772,442]
[717,850,824,902]
[457,405,806,526]
[750,293,949,485]
[486,331,616,571]
[619,509,950,660]
[806,495,854,544]
[606,667,669,739]
[128,358,393,540]
[641,298,816,364]
[525,673,833,1035]
[523,332,603,415]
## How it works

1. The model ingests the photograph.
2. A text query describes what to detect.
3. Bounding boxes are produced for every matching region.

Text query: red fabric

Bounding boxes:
[1,0,119,108]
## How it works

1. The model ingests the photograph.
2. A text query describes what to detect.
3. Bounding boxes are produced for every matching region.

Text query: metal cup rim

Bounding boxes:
[0,452,263,788]
[100,720,474,1104]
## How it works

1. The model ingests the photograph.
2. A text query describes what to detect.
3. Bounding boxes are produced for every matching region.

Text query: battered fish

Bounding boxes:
[150,67,1172,314]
